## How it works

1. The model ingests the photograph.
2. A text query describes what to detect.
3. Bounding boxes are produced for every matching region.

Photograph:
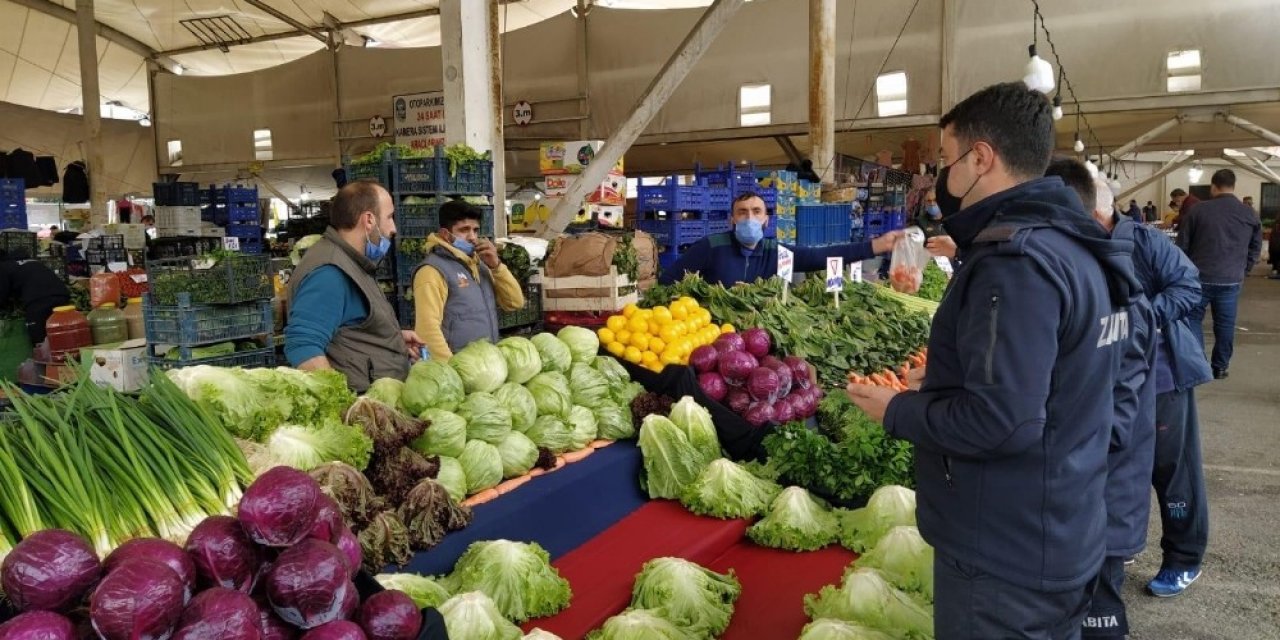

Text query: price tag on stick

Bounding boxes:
[222,237,240,251]
[849,262,863,284]
[826,256,844,307]
[777,246,794,304]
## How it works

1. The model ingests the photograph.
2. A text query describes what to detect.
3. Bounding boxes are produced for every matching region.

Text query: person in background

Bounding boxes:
[1127,199,1144,225]
[1176,169,1262,379]
[0,248,72,345]
[848,82,1140,638]
[659,192,901,287]
[1170,188,1200,229]
[1242,195,1255,212]
[1144,200,1159,223]
[141,214,156,239]
[1162,201,1181,228]
[1269,216,1280,280]
[285,180,424,392]
[413,201,524,360]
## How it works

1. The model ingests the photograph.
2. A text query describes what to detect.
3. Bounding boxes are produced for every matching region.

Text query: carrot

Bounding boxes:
[563,448,595,463]
[461,489,500,507]
[899,365,910,381]
[589,439,616,449]
[494,476,531,495]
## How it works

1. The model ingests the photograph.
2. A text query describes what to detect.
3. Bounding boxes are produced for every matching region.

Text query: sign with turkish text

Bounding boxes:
[393,92,447,151]
[777,245,794,281]
[825,257,844,292]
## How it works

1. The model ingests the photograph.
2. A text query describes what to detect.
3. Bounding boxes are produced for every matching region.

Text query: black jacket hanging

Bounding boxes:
[35,157,59,187]
[63,161,89,203]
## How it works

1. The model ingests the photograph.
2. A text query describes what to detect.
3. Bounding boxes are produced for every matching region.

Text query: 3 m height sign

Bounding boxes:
[393,92,447,151]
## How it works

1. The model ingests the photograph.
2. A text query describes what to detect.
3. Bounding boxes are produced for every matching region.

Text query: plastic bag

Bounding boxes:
[888,232,930,294]
[89,272,122,309]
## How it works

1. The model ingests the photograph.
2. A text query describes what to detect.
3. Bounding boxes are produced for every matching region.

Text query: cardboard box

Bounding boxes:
[539,141,625,176]
[542,173,626,206]
[88,339,148,392]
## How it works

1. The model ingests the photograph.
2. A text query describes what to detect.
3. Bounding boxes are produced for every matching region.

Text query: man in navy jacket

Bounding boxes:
[848,83,1140,638]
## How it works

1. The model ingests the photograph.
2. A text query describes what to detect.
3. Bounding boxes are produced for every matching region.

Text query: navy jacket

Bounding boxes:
[657,232,877,286]
[1176,194,1262,284]
[884,177,1139,592]
[1106,217,1158,557]
[1128,223,1212,394]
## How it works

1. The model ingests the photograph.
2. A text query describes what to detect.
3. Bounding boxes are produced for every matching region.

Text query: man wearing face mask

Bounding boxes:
[285,180,426,392]
[846,83,1142,639]
[658,192,901,286]
[413,200,525,360]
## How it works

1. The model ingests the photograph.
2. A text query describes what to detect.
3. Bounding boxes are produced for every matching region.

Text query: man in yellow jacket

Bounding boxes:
[413,201,525,359]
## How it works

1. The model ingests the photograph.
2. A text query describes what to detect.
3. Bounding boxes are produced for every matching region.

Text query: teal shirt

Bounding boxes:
[284,265,370,365]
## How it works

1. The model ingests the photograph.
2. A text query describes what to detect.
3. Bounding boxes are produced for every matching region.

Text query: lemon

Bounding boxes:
[679,296,698,308]
[641,350,658,364]
[660,352,680,366]
[652,306,673,325]
[658,325,680,344]
[607,315,628,332]
[672,320,689,337]
[616,329,632,345]
[648,337,667,354]
[638,309,654,322]
[630,332,651,350]
[597,328,615,344]
[720,323,735,333]
[607,341,626,357]
[622,303,639,318]
[624,346,643,364]
[627,316,648,335]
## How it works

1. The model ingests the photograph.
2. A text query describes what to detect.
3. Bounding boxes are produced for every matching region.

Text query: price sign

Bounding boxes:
[222,237,240,251]
[777,245,794,281]
[512,101,533,126]
[933,256,954,276]
[825,257,844,292]
[849,261,863,283]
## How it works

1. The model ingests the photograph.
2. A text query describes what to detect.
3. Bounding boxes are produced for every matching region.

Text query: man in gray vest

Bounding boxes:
[285,180,425,392]
[413,201,525,359]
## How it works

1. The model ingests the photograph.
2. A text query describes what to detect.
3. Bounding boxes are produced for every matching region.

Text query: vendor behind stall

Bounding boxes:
[285,180,424,392]
[0,248,71,344]
[412,201,525,360]
[658,192,902,286]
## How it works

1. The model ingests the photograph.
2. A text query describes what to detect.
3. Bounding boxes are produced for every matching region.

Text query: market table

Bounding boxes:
[402,440,646,576]
[712,543,857,639]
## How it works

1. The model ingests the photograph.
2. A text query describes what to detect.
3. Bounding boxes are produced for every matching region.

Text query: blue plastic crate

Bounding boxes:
[226,203,259,224]
[394,155,445,194]
[638,182,709,212]
[398,298,416,330]
[144,294,272,346]
[397,199,494,238]
[764,215,777,240]
[707,218,731,235]
[443,159,494,195]
[153,182,200,206]
[0,178,23,199]
[146,253,272,305]
[148,345,276,371]
[224,224,262,239]
[636,217,707,247]
[658,246,683,273]
[706,187,732,211]
[220,186,257,205]
[696,163,759,194]
[0,208,27,230]
[347,158,393,186]
[237,237,264,254]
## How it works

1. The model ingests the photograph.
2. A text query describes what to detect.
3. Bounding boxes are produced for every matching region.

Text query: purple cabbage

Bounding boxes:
[265,540,353,629]
[740,328,772,359]
[308,496,345,546]
[717,351,758,386]
[697,372,728,403]
[104,538,197,602]
[725,388,751,415]
[746,367,780,403]
[171,588,261,640]
[688,346,720,374]
[712,333,746,355]
[761,358,793,398]
[783,356,813,390]
[772,398,796,423]
[333,527,362,579]
[186,516,264,592]
[89,559,185,640]
[239,467,324,547]
[299,621,366,640]
[255,603,298,640]
[743,401,776,429]
[0,530,101,613]
[357,591,422,640]
[0,611,76,639]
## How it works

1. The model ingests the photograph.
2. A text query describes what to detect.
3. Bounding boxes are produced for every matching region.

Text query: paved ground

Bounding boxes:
[1126,269,1280,640]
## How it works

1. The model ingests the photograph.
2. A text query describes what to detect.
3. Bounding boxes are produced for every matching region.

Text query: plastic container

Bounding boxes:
[45,306,92,362]
[123,297,145,341]
[89,272,122,309]
[88,303,128,345]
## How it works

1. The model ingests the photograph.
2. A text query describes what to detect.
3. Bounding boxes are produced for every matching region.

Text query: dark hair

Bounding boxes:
[331,180,384,230]
[1211,169,1236,188]
[1170,188,1187,197]
[939,82,1054,179]
[439,200,483,230]
[141,214,154,224]
[1044,156,1096,212]
[733,191,765,205]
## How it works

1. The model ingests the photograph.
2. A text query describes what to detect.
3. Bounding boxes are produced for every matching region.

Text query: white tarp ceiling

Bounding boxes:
[0,0,719,115]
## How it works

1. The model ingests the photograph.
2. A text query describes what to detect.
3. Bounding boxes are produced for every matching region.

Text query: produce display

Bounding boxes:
[746,486,840,552]
[677,459,782,520]
[597,298,731,372]
[587,557,740,640]
[0,468,434,639]
[438,540,571,623]
[637,398,721,500]
[688,327,822,428]
[643,275,931,387]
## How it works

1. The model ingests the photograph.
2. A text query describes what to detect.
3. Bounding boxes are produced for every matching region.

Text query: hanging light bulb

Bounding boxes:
[1052,95,1064,121]
[1084,157,1099,178]
[1073,133,1085,153]
[1023,44,1056,93]
[1188,162,1204,183]
[1108,173,1122,194]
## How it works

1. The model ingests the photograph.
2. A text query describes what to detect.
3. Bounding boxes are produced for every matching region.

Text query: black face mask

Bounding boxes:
[934,148,979,218]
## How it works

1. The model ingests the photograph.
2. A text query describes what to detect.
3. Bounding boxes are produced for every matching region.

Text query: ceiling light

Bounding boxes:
[172,64,184,75]
[1073,133,1084,153]
[1023,45,1055,94]
[1188,163,1203,183]
[138,116,151,127]
[1052,95,1063,121]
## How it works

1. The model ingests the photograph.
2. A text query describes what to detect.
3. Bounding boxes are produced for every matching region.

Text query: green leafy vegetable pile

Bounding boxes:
[746,486,841,552]
[917,261,948,302]
[588,557,740,640]
[148,250,272,305]
[439,539,572,623]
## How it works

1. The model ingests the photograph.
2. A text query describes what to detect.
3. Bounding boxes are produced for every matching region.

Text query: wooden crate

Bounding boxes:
[541,266,638,312]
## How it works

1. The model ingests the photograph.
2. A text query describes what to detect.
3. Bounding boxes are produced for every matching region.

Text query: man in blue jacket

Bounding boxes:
[847,82,1140,638]
[658,192,901,286]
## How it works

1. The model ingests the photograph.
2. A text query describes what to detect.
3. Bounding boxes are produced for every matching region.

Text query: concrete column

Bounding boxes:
[808,0,836,185]
[441,0,504,233]
[75,0,108,222]
[576,0,591,140]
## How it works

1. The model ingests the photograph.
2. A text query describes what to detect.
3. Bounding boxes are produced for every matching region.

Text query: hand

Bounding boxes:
[871,230,904,255]
[844,383,900,424]
[906,366,926,391]
[926,235,957,259]
[475,238,501,270]
[402,330,426,360]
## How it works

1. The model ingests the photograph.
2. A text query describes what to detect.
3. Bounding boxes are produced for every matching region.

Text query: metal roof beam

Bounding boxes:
[243,0,329,46]
[9,0,155,59]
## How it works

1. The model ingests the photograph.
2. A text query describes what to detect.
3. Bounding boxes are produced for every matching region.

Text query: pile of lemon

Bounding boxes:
[597,297,734,372]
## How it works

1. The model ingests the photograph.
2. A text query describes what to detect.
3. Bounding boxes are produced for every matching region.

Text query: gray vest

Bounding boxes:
[288,228,409,392]
[420,246,500,354]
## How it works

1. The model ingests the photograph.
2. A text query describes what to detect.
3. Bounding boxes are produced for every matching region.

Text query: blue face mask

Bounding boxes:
[734,218,764,246]
[452,237,475,256]
[365,230,391,262]
[926,204,942,219]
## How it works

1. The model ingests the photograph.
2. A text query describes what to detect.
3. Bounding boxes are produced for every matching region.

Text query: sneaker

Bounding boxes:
[1213,369,1229,380]
[1147,567,1202,597]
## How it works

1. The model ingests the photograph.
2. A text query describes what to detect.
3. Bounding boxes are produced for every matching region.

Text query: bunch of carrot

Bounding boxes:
[847,349,928,392]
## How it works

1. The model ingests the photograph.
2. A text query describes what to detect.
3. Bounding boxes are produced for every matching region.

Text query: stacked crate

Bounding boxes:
[695,163,779,240]
[0,179,26,229]
[764,170,800,243]
[794,203,855,247]
[210,185,264,254]
[143,253,275,369]
[344,146,495,329]
[635,178,715,272]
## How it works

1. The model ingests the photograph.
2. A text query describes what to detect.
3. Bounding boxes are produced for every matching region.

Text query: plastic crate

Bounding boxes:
[346,156,393,186]
[394,155,445,194]
[37,256,66,281]
[155,206,201,230]
[144,294,272,346]
[637,182,708,212]
[0,179,22,199]
[153,182,201,206]
[84,248,128,265]
[219,186,258,205]
[442,159,494,195]
[636,218,707,247]
[498,283,543,330]
[146,254,272,305]
[87,235,126,251]
[0,230,36,258]
[148,345,276,371]
[397,298,416,330]
[147,236,222,260]
[696,163,759,194]
[707,218,732,235]
[226,203,259,224]
[236,236,264,255]
[224,224,262,239]
[0,207,25,230]
[706,187,732,211]
[398,199,495,238]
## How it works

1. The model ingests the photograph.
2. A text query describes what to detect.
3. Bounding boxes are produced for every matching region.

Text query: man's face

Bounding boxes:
[939,126,981,207]
[365,188,396,239]
[444,219,480,245]
[731,196,768,226]
[1172,194,1186,208]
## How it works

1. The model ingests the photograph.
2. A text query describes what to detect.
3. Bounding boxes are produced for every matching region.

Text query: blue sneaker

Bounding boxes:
[1147,567,1202,597]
